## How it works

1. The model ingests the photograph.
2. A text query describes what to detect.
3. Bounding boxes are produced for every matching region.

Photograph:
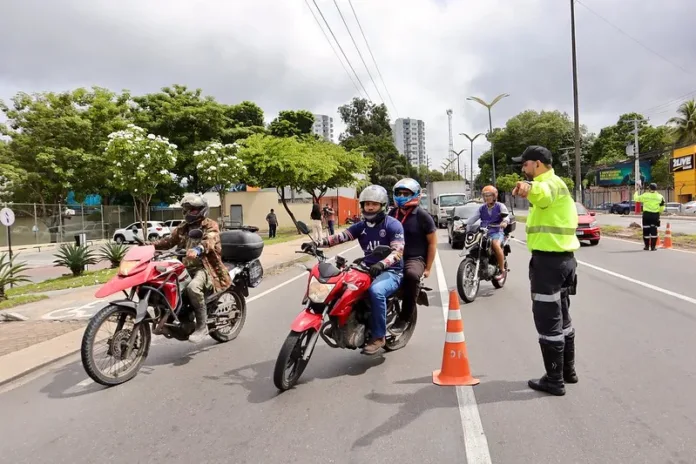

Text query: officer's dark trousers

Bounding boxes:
[529,251,577,371]
[641,212,660,250]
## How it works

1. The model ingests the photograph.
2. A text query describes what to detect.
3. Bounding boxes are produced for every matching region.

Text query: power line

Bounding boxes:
[303,0,364,98]
[332,0,385,106]
[347,0,399,117]
[575,0,693,77]
[310,0,373,101]
[641,88,696,117]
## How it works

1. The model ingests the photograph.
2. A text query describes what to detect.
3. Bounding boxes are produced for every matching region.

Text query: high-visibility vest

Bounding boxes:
[633,190,665,214]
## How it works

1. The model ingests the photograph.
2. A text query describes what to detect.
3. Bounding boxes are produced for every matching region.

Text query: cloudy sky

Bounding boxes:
[1,0,695,174]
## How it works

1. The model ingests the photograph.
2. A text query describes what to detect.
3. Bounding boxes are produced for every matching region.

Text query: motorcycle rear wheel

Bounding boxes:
[456,257,480,303]
[208,290,247,343]
[384,305,418,352]
[273,329,316,392]
[81,304,151,387]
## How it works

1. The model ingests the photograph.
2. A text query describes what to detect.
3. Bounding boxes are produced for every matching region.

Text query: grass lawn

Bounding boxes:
[7,268,118,297]
[0,294,49,310]
[262,227,305,245]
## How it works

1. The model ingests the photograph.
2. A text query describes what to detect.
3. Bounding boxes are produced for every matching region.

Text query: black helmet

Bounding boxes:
[180,193,209,224]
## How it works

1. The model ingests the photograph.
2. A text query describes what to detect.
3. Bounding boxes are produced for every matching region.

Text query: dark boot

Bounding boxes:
[188,304,209,343]
[563,333,578,384]
[643,238,650,251]
[650,237,657,251]
[528,342,565,396]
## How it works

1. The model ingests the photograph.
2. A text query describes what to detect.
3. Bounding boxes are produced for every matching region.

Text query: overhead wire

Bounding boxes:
[331,0,385,106]
[347,0,399,118]
[303,0,364,98]
[310,0,373,101]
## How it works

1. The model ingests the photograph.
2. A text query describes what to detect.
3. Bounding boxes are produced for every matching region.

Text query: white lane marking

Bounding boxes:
[246,245,359,304]
[512,238,696,306]
[434,250,492,464]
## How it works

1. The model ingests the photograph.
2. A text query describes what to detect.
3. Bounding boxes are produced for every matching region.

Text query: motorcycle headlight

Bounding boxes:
[307,276,335,303]
[118,260,142,276]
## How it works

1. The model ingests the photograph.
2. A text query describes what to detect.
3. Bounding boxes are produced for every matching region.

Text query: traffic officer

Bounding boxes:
[511,145,580,396]
[633,182,665,251]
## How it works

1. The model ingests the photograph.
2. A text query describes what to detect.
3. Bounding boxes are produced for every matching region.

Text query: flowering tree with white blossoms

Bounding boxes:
[104,124,178,235]
[194,142,247,223]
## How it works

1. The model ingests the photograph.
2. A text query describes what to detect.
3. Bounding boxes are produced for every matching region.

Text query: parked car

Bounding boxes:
[112,221,170,244]
[594,202,613,211]
[681,201,696,215]
[163,219,184,234]
[576,202,600,245]
[610,201,635,215]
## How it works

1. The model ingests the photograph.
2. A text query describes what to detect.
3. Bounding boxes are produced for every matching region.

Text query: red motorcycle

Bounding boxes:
[273,221,430,391]
[80,227,263,386]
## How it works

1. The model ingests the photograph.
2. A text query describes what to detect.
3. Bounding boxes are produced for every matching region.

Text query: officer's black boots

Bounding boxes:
[563,333,578,383]
[528,343,566,396]
[650,237,658,251]
[643,238,650,251]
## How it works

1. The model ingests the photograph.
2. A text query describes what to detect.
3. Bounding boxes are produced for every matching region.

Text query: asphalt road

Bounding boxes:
[2,229,696,463]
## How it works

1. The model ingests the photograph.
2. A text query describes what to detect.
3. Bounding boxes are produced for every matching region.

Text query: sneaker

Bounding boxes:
[390,318,409,335]
[362,337,386,355]
[188,327,209,344]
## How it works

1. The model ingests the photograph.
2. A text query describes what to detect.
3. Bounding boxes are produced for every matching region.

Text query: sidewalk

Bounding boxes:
[0,229,347,386]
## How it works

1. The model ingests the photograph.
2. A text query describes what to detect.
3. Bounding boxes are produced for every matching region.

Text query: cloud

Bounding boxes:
[1,0,694,175]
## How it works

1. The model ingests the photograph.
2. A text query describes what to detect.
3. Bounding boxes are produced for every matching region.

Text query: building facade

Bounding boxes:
[671,143,696,203]
[312,114,334,142]
[392,118,426,167]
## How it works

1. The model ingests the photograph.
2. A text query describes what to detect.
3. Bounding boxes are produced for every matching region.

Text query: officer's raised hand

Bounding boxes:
[512,181,531,198]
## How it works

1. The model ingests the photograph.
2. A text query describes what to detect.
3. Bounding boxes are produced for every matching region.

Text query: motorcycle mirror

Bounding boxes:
[188,228,203,239]
[371,245,391,259]
[452,216,461,221]
[296,221,310,235]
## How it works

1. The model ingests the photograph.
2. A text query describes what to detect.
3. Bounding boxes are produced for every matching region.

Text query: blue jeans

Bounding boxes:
[367,269,403,338]
[488,231,505,242]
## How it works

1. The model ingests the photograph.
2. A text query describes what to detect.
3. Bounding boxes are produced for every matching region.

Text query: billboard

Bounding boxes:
[595,161,651,187]
[670,154,694,172]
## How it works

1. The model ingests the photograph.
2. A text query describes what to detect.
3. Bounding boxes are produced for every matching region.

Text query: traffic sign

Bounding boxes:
[0,207,15,227]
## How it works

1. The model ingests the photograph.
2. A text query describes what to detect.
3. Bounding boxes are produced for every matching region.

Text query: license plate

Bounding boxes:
[576,230,583,236]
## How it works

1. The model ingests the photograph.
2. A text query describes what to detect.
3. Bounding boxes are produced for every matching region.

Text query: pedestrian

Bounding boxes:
[323,204,336,235]
[511,145,580,396]
[310,202,323,242]
[633,182,665,251]
[265,209,278,238]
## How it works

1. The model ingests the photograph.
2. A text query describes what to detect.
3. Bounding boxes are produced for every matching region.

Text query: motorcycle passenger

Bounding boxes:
[303,185,405,354]
[152,194,232,343]
[465,185,510,280]
[388,178,437,334]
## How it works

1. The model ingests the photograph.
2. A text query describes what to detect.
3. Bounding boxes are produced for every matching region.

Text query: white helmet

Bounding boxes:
[358,185,389,223]
[181,193,209,224]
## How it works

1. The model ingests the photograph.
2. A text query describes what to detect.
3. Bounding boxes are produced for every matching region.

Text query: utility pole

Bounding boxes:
[559,146,575,178]
[626,117,645,213]
[446,109,454,173]
[451,149,467,181]
[570,0,582,202]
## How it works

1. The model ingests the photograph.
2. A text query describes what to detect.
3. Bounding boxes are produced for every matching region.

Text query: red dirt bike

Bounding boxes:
[80,227,263,386]
[272,221,430,391]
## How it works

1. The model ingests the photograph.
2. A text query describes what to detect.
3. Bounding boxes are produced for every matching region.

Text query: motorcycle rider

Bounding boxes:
[465,185,510,280]
[388,178,437,334]
[152,194,232,343]
[303,185,405,354]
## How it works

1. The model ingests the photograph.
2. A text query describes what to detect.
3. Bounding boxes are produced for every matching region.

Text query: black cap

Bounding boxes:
[511,145,553,164]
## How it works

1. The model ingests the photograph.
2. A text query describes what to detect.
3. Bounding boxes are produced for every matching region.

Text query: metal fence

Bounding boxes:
[0,203,221,249]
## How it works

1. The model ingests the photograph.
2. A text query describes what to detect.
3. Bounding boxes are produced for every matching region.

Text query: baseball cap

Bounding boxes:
[511,145,553,164]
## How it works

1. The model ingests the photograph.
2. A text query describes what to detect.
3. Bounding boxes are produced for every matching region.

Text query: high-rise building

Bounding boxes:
[392,118,426,167]
[312,114,334,142]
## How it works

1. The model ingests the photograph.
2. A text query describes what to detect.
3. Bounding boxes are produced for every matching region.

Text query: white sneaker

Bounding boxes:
[188,328,209,343]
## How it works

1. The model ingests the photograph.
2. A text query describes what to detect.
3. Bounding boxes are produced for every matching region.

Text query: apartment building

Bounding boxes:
[392,118,426,167]
[312,114,334,142]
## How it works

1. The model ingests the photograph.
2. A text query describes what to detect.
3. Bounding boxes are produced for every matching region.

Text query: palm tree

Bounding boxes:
[667,99,696,145]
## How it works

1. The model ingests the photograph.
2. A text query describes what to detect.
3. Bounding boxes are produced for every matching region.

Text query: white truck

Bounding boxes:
[427,181,469,228]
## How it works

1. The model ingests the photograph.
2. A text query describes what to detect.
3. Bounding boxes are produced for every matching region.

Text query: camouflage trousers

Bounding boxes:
[186,269,210,312]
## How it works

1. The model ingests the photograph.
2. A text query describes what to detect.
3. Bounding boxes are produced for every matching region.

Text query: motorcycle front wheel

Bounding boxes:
[456,257,480,303]
[80,304,152,387]
[491,259,508,289]
[273,329,316,392]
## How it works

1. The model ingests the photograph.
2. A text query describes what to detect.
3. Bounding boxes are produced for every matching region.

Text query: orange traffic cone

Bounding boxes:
[655,232,661,248]
[433,290,480,386]
[662,223,672,249]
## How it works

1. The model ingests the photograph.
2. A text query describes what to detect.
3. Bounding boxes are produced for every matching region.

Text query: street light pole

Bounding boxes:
[451,149,467,181]
[467,94,509,186]
[460,132,484,193]
[570,0,582,201]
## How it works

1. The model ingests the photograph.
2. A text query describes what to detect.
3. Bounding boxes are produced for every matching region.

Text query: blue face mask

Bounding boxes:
[394,194,415,208]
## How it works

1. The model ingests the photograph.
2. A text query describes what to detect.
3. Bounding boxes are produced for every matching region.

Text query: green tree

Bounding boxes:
[0,87,131,236]
[560,176,575,193]
[337,97,392,139]
[268,110,316,138]
[237,134,334,229]
[131,85,265,193]
[194,142,247,222]
[104,125,178,233]
[667,100,696,145]
[588,113,671,166]
[297,139,372,202]
[496,173,522,193]
[650,155,673,188]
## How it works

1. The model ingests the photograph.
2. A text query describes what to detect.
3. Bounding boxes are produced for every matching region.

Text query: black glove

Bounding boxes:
[369,262,386,278]
[301,242,314,252]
